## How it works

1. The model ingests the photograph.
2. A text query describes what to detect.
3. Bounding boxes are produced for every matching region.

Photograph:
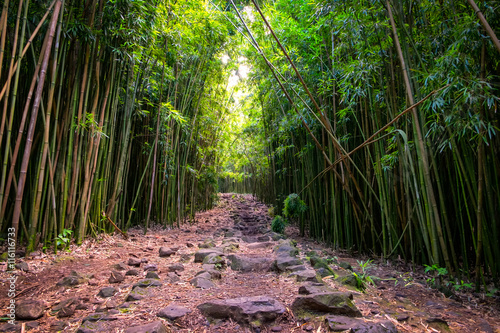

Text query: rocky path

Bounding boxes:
[1,194,499,332]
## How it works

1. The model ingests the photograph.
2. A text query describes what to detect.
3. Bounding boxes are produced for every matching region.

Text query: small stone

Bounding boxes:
[396,314,409,321]
[271,326,282,332]
[126,269,140,276]
[167,272,180,283]
[15,262,29,271]
[124,321,167,333]
[126,287,147,301]
[128,258,141,267]
[146,271,160,279]
[57,272,85,287]
[304,324,314,331]
[157,304,192,320]
[109,270,125,283]
[98,287,117,298]
[186,242,195,247]
[159,247,176,257]
[50,321,67,331]
[190,276,215,289]
[144,263,158,271]
[16,299,45,320]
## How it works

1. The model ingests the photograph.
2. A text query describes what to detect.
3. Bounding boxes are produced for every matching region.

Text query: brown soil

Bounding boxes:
[1,193,499,332]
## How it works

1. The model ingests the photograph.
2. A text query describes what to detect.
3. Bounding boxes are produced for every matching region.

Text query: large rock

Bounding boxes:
[57,271,85,287]
[273,241,299,257]
[203,253,226,267]
[157,305,192,320]
[228,255,273,272]
[325,315,397,333]
[198,296,285,326]
[98,287,117,298]
[124,321,167,333]
[274,256,302,272]
[289,269,322,283]
[16,299,45,320]
[291,292,362,317]
[159,247,176,257]
[190,276,215,289]
[194,249,223,263]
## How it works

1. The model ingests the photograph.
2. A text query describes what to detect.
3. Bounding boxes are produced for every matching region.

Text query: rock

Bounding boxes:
[199,240,216,248]
[159,247,176,257]
[168,264,185,272]
[25,321,39,329]
[51,297,81,317]
[274,256,302,272]
[186,242,195,247]
[128,257,142,267]
[198,296,285,326]
[57,271,85,287]
[146,271,160,279]
[203,253,226,267]
[126,269,140,276]
[82,312,118,322]
[16,299,45,320]
[0,323,20,332]
[157,304,192,320]
[109,270,125,283]
[50,321,67,331]
[336,273,360,288]
[273,243,298,257]
[291,292,361,317]
[339,262,353,270]
[144,263,158,271]
[126,288,148,301]
[270,326,282,332]
[285,265,307,272]
[179,253,192,262]
[15,262,29,271]
[257,235,271,242]
[77,321,102,333]
[228,255,273,272]
[316,267,334,277]
[194,249,223,263]
[223,243,240,253]
[124,320,167,333]
[133,279,162,289]
[111,263,128,271]
[190,276,215,289]
[98,287,117,298]
[289,269,322,283]
[325,315,397,332]
[167,272,180,283]
[298,283,333,295]
[247,242,273,249]
[309,256,335,275]
[197,269,222,280]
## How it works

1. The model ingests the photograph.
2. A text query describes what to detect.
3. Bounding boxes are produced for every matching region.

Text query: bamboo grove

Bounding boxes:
[222,0,500,287]
[1,0,500,289]
[0,0,240,252]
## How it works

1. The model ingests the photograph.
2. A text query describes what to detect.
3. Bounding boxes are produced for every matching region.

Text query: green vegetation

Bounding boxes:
[271,215,287,234]
[1,0,499,289]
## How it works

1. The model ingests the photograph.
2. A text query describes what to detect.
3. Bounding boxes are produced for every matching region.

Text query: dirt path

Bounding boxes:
[1,194,499,332]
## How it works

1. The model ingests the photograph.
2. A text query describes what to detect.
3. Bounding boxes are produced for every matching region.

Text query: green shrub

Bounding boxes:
[283,193,307,219]
[271,215,287,234]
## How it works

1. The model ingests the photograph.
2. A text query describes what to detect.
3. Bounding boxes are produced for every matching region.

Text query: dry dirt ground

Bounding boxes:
[1,193,499,332]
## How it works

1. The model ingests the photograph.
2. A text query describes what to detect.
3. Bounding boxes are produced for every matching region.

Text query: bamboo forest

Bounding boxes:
[1,0,500,331]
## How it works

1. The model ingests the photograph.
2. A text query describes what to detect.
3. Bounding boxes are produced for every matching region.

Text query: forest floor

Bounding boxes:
[1,193,499,333]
